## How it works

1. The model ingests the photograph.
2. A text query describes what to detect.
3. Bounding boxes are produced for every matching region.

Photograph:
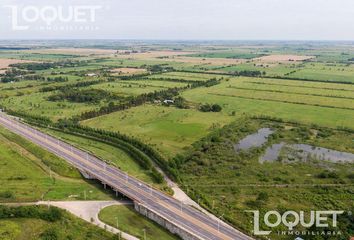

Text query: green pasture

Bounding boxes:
[82,104,233,158]
[0,210,115,240]
[0,91,102,121]
[99,205,179,240]
[89,82,166,96]
[0,126,113,202]
[147,71,225,81]
[181,77,354,129]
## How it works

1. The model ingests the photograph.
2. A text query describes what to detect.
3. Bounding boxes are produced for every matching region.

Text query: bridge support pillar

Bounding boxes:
[79,169,95,180]
[134,202,201,240]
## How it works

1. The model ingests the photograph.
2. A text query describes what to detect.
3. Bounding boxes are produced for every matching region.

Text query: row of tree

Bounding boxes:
[40,80,102,92]
[10,60,87,71]
[77,77,221,120]
[47,76,68,82]
[0,69,28,82]
[56,120,166,183]
[78,88,180,120]
[3,109,168,184]
[48,88,112,103]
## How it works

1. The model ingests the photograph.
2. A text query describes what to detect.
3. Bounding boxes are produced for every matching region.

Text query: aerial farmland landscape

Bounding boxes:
[0,1,353,240]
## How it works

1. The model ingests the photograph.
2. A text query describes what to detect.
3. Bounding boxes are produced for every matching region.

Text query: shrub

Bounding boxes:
[317,170,339,179]
[0,191,14,199]
[40,228,58,240]
[199,103,222,112]
[257,192,269,202]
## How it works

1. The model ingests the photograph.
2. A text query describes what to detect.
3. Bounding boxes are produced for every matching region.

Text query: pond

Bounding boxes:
[260,143,354,163]
[234,128,274,151]
[259,142,285,163]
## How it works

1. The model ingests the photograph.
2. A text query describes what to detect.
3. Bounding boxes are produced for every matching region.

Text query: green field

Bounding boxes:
[89,81,167,96]
[82,104,233,158]
[218,62,301,76]
[0,126,113,202]
[181,77,354,129]
[0,206,115,240]
[99,205,179,240]
[0,91,100,121]
[286,62,354,83]
[146,71,225,81]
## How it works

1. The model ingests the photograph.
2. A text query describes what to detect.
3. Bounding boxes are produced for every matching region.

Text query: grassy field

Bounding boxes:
[181,77,354,129]
[0,91,101,121]
[89,81,166,96]
[120,79,190,88]
[0,126,113,202]
[0,207,115,240]
[0,76,85,98]
[146,71,225,81]
[217,62,301,76]
[286,62,354,83]
[82,104,233,158]
[235,78,354,98]
[99,205,179,240]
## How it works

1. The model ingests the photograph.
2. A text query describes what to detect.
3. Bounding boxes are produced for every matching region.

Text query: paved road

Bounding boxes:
[39,200,138,240]
[0,112,253,240]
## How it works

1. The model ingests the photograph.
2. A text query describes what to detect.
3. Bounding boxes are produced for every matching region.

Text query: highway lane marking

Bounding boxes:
[0,114,250,240]
[0,115,246,240]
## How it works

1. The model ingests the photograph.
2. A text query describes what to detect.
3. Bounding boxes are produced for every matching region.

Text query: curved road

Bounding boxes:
[0,112,252,240]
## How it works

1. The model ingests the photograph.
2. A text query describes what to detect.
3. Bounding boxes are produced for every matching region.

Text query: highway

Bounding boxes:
[0,112,253,240]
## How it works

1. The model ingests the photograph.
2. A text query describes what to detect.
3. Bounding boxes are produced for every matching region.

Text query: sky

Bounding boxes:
[0,0,354,40]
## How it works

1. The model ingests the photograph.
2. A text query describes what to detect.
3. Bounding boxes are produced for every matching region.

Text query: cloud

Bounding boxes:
[0,0,353,40]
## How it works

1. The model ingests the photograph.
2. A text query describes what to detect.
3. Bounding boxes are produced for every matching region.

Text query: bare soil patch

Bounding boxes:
[110,68,147,75]
[0,58,34,70]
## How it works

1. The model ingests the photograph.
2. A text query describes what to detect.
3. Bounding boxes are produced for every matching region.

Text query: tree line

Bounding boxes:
[48,88,113,103]
[4,109,168,183]
[40,80,102,92]
[10,60,88,71]
[77,88,181,120]
[77,78,221,120]
[175,69,264,77]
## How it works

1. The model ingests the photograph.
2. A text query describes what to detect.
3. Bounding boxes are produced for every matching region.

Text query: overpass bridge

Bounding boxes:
[0,112,252,240]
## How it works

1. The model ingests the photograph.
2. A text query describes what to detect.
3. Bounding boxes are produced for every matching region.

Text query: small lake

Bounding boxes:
[259,142,285,163]
[260,143,354,163]
[234,128,274,151]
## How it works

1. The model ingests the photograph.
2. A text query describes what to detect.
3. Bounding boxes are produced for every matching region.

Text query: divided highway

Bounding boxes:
[0,112,252,240]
